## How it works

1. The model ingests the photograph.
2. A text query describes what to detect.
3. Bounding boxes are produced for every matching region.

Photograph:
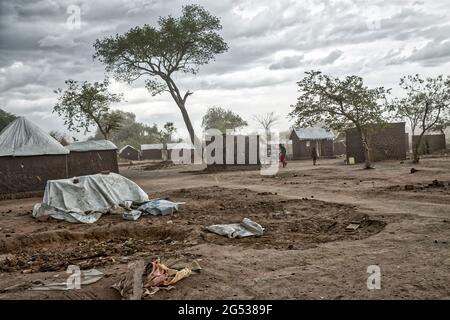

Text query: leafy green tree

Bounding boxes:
[93,111,178,149]
[0,109,17,132]
[159,122,177,144]
[202,106,248,133]
[390,74,450,163]
[290,71,390,169]
[389,96,421,136]
[93,4,228,146]
[54,79,124,139]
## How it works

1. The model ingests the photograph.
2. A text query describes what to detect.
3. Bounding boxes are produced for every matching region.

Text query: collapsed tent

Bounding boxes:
[32,173,149,223]
[206,218,265,238]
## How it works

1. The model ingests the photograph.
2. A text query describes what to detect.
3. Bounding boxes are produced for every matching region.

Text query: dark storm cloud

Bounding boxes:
[1,0,450,137]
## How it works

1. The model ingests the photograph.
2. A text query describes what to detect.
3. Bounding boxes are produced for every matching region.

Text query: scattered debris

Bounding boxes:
[430,180,445,188]
[404,185,415,191]
[410,168,419,174]
[206,218,264,238]
[345,223,360,232]
[113,258,198,299]
[137,199,180,216]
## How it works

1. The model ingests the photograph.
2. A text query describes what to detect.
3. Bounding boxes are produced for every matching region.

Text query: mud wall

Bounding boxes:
[119,146,140,161]
[346,123,406,163]
[333,140,346,156]
[141,149,163,160]
[0,155,68,195]
[67,150,119,177]
[291,134,334,160]
[412,134,446,155]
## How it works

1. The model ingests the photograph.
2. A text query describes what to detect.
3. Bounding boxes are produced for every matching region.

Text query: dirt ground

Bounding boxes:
[0,156,449,299]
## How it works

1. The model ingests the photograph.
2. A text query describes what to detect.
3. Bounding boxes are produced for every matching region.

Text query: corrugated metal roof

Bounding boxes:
[292,127,335,140]
[67,140,117,152]
[0,117,69,156]
[141,143,163,150]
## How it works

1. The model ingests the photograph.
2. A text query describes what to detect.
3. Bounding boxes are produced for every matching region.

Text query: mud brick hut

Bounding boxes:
[141,143,164,160]
[333,132,346,156]
[0,117,69,196]
[290,127,335,160]
[412,134,446,155]
[66,140,119,177]
[119,145,140,161]
[167,142,195,164]
[205,134,261,170]
[346,122,407,163]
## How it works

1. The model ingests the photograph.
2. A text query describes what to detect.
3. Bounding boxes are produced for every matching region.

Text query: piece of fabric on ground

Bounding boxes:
[113,258,196,300]
[206,218,264,238]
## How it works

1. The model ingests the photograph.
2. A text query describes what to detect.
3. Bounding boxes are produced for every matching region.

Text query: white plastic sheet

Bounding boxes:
[32,173,149,223]
[0,117,69,156]
[206,218,265,238]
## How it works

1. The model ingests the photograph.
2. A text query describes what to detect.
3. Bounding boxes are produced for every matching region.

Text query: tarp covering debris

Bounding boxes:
[0,117,69,157]
[206,218,264,238]
[32,173,149,223]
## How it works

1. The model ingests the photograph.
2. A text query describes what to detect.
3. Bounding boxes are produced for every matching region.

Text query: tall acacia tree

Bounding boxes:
[290,71,390,169]
[54,79,124,140]
[93,4,228,147]
[390,74,450,163]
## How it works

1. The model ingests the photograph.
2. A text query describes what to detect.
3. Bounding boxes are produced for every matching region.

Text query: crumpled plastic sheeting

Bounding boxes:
[32,173,149,223]
[113,259,195,300]
[145,260,191,287]
[138,199,179,216]
[206,218,265,238]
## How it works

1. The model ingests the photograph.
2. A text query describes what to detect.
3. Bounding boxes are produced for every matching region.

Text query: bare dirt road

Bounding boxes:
[0,157,449,299]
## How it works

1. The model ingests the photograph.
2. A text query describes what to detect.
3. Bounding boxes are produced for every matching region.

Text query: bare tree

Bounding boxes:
[253,112,280,139]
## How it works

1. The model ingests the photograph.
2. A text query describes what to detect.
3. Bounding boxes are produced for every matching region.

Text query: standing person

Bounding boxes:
[311,146,318,166]
[279,144,287,168]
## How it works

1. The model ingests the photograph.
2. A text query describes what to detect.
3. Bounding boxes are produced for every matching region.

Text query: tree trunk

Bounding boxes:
[413,131,425,164]
[178,102,203,163]
[358,127,372,169]
[178,104,197,146]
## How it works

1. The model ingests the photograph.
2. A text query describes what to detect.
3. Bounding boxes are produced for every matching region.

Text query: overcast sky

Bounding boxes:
[1,0,450,141]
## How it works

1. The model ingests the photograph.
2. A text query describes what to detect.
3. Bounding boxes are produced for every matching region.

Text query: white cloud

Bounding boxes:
[1,0,450,140]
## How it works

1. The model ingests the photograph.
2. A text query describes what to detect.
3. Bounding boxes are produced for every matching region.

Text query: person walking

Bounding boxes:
[311,146,318,166]
[279,144,287,168]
